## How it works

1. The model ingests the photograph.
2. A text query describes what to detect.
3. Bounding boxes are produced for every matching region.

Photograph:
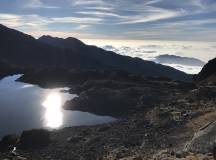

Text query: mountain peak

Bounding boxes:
[196,57,216,83]
[38,35,85,49]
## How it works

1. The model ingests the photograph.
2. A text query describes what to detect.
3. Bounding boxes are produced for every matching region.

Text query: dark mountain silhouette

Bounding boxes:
[39,35,85,50]
[196,57,216,82]
[0,24,191,81]
[155,54,205,66]
[0,24,59,66]
[0,24,105,69]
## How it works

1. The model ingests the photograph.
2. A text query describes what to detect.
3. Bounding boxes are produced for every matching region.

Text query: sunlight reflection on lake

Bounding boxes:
[42,93,63,128]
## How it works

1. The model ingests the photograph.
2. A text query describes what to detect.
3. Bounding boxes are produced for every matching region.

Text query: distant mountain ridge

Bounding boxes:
[0,24,191,81]
[155,54,205,66]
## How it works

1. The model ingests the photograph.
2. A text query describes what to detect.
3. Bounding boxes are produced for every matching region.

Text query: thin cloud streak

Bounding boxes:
[76,11,125,18]
[118,8,184,24]
[51,17,103,24]
[72,0,108,6]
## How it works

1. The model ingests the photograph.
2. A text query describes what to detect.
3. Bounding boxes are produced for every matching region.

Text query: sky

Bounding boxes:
[0,0,216,41]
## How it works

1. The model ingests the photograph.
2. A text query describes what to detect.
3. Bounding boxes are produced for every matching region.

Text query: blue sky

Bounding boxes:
[0,0,216,41]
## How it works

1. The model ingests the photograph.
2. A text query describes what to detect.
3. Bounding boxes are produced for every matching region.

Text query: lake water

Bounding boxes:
[0,75,115,138]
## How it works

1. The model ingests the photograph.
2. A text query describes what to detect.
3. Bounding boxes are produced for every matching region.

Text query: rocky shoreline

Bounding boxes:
[17,69,195,117]
[0,68,216,160]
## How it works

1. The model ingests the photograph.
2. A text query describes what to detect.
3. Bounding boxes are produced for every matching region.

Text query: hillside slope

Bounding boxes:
[196,57,216,84]
[0,24,191,81]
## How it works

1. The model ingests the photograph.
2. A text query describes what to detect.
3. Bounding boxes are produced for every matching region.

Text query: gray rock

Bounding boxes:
[0,134,19,152]
[184,121,216,154]
[175,150,187,158]
[66,135,83,143]
[17,156,27,160]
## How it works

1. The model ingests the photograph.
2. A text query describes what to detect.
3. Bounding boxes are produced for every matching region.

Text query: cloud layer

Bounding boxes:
[98,41,216,74]
[0,0,215,40]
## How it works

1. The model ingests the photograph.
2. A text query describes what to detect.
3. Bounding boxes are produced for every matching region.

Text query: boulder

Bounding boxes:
[19,129,50,149]
[147,110,176,128]
[184,121,216,154]
[0,134,19,152]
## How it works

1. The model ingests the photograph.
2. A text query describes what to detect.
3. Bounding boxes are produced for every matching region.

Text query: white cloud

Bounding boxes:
[165,19,216,28]
[161,63,203,74]
[0,13,51,29]
[72,0,107,6]
[100,44,212,74]
[71,1,186,25]
[119,8,184,24]
[0,14,21,27]
[76,11,124,18]
[74,25,91,30]
[22,0,59,9]
[0,13,102,31]
[84,6,114,11]
[145,0,164,5]
[52,17,103,24]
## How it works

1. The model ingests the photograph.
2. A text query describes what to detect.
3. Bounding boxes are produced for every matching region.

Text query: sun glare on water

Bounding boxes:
[42,93,63,128]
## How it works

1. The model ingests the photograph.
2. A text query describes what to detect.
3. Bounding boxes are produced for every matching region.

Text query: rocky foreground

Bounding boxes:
[0,68,215,160]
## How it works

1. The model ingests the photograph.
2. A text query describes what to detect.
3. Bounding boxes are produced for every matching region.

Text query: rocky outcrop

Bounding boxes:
[184,121,216,154]
[64,87,156,117]
[196,57,216,84]
[152,150,214,160]
[146,110,176,128]
[62,72,194,117]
